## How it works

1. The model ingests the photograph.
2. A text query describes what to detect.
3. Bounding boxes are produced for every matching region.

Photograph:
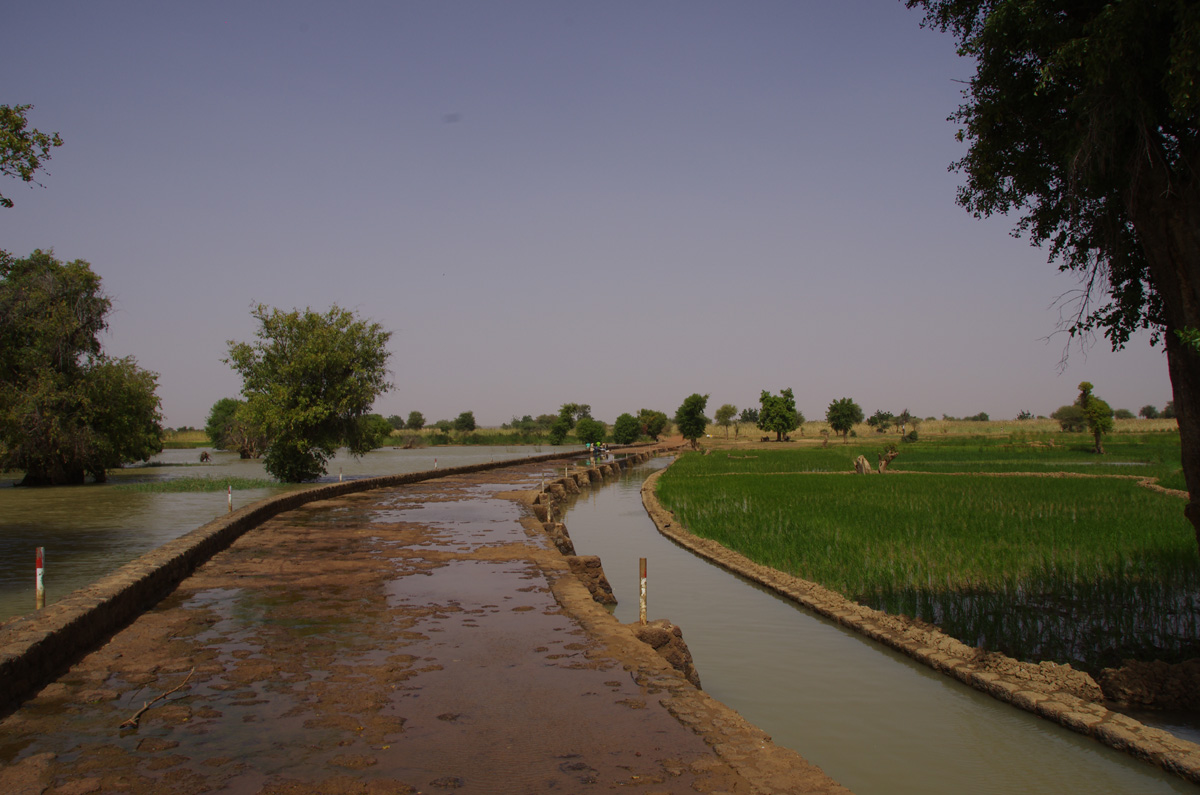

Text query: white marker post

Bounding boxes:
[639,557,647,625]
[35,547,45,610]
[227,484,233,513]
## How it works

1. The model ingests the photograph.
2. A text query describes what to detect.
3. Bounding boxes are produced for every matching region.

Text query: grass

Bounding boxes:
[112,476,283,493]
[656,435,1199,672]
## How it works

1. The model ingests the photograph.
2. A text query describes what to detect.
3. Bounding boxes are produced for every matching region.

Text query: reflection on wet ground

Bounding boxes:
[0,457,784,794]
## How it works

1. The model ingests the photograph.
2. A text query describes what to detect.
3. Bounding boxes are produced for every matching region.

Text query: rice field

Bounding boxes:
[656,437,1200,672]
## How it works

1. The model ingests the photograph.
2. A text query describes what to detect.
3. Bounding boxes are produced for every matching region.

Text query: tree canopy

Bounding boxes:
[0,104,62,209]
[453,411,476,433]
[826,397,864,443]
[906,0,1200,543]
[758,389,799,441]
[638,408,669,441]
[575,416,606,446]
[205,397,266,459]
[0,250,162,484]
[612,412,641,445]
[225,303,392,482]
[674,394,710,448]
[1077,381,1115,454]
[714,404,738,437]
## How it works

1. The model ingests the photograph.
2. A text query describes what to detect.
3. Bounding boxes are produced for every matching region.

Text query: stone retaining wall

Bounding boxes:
[639,466,1200,785]
[0,445,654,715]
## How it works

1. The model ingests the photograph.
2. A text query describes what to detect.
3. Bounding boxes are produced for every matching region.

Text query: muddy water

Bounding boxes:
[561,459,1195,795]
[0,445,542,624]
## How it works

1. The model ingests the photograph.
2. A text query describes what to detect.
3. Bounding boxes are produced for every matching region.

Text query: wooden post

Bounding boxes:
[227,485,233,513]
[35,547,45,610]
[639,557,647,625]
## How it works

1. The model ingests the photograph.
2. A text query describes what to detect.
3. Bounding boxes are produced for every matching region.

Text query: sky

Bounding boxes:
[1,1,1174,428]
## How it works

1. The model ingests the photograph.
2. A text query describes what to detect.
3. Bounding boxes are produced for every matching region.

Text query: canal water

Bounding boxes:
[0,445,540,624]
[560,457,1195,795]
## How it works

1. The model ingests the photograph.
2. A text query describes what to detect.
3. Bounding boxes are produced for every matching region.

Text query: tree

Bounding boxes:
[434,419,453,435]
[575,417,606,446]
[757,389,799,441]
[548,416,570,445]
[1051,404,1087,432]
[0,251,162,484]
[907,0,1200,544]
[1115,408,1136,420]
[714,404,738,437]
[739,407,759,425]
[1077,381,1115,454]
[1141,404,1161,419]
[225,303,392,482]
[205,397,266,458]
[1164,401,1178,420]
[557,403,592,429]
[637,408,669,441]
[867,410,894,433]
[406,410,425,430]
[0,105,63,209]
[453,411,476,433]
[1016,410,1034,421]
[826,397,864,443]
[386,414,406,430]
[674,394,710,449]
[358,413,394,449]
[612,413,641,445]
[897,408,917,434]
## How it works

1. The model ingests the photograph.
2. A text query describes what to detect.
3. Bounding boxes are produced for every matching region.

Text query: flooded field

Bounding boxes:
[0,445,540,624]
[560,458,1196,795]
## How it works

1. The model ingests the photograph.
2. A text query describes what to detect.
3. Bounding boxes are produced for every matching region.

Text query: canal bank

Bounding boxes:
[551,456,1199,792]
[0,451,849,794]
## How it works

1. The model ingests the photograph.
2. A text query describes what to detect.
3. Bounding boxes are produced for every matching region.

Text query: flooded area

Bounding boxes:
[560,458,1197,795]
[1,456,828,794]
[0,445,540,624]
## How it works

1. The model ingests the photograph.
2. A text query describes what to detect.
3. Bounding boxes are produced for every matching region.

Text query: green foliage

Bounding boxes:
[657,451,1199,671]
[548,416,571,445]
[358,413,394,450]
[674,393,710,447]
[0,104,63,209]
[557,402,591,430]
[225,303,392,482]
[385,414,405,430]
[406,410,425,430]
[757,389,799,441]
[612,412,641,445]
[205,397,260,455]
[1052,404,1086,432]
[1163,401,1177,419]
[534,413,557,430]
[1140,404,1161,419]
[637,408,669,441]
[867,410,894,432]
[714,403,737,437]
[1017,410,1034,420]
[453,410,477,433]
[575,416,606,445]
[825,397,863,442]
[0,250,162,484]
[433,419,453,435]
[1077,381,1114,453]
[1114,408,1136,420]
[739,407,759,424]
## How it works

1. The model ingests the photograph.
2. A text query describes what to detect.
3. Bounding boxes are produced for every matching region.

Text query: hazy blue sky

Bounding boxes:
[2,1,1173,428]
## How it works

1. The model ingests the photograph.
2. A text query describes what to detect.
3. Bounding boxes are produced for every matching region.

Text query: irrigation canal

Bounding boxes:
[561,457,1196,794]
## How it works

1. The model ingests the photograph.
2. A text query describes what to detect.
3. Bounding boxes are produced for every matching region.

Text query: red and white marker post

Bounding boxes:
[35,547,45,610]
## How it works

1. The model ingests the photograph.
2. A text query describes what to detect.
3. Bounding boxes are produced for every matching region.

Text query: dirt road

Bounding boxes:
[0,458,848,794]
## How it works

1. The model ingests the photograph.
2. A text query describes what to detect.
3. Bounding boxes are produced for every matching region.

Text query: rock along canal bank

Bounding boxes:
[0,448,849,794]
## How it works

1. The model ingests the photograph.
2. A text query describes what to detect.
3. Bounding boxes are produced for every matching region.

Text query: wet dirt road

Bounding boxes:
[0,459,847,794]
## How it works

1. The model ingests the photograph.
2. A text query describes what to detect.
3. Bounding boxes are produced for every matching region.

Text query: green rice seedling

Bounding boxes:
[657,455,1200,673]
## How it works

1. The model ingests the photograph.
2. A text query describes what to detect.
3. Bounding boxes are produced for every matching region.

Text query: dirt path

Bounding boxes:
[0,458,848,794]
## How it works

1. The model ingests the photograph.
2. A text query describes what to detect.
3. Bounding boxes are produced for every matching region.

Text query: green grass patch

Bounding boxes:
[658,441,1199,672]
[112,476,282,493]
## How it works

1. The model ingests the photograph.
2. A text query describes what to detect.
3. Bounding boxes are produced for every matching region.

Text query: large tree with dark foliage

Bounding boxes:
[0,250,162,484]
[907,0,1200,548]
